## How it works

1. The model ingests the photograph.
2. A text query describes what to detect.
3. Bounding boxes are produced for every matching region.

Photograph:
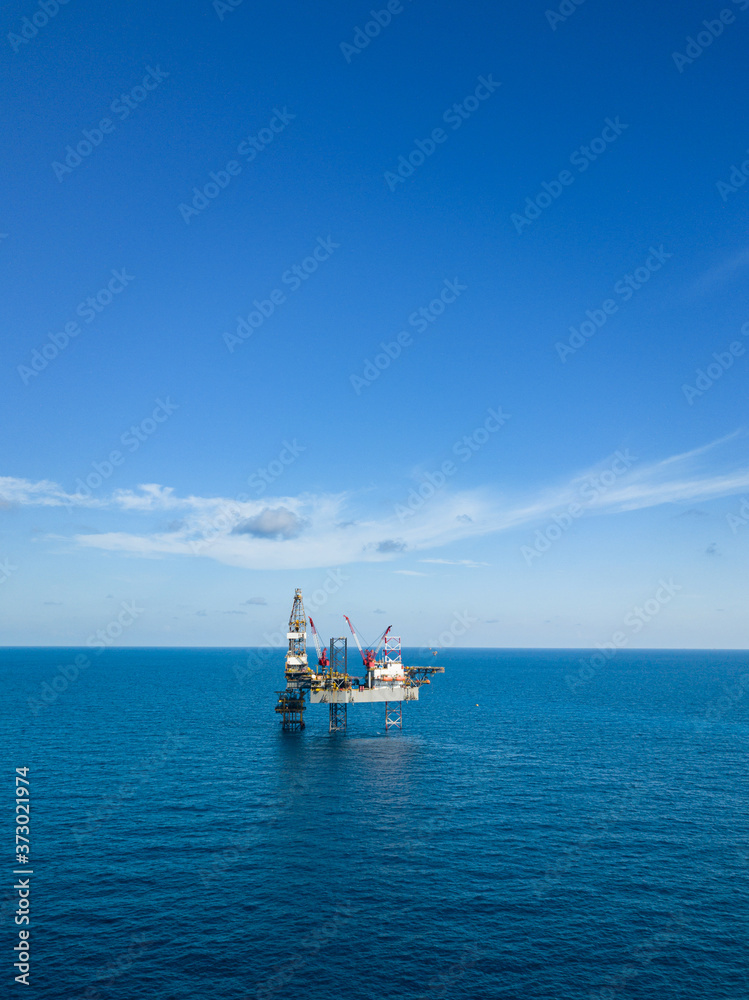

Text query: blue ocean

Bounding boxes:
[4,646,749,999]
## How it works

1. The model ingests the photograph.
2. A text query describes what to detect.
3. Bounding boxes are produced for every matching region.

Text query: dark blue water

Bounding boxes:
[4,646,749,999]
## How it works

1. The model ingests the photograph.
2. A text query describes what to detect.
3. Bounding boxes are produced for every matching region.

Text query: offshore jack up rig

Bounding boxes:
[275,588,444,733]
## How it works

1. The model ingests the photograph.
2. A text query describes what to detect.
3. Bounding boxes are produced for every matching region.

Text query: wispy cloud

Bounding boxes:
[692,249,749,296]
[2,433,747,571]
[420,558,489,567]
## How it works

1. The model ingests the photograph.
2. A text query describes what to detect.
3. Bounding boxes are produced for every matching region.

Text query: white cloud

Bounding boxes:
[232,506,304,539]
[3,433,748,571]
[0,476,82,508]
[375,539,407,553]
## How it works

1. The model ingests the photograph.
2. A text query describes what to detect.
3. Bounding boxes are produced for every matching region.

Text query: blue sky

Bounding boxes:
[2,0,748,647]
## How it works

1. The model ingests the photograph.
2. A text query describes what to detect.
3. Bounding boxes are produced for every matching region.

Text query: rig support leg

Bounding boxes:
[275,690,305,731]
[329,702,347,733]
[385,701,402,731]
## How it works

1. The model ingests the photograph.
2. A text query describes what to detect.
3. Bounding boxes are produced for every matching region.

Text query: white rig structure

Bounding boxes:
[275,588,443,732]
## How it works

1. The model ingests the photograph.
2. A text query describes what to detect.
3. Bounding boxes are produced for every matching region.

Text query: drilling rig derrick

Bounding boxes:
[274,588,311,731]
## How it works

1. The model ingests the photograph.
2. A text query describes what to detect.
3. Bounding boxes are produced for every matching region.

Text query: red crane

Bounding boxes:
[308,617,329,669]
[343,616,392,669]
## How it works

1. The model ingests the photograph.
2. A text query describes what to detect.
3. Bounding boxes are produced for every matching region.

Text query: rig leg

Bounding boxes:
[275,690,306,731]
[385,701,402,731]
[329,702,347,733]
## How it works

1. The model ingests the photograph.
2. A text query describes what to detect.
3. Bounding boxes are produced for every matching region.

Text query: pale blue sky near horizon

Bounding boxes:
[2,0,748,647]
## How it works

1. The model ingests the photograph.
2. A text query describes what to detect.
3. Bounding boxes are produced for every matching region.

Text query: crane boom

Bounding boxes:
[343,615,389,670]
[343,615,366,665]
[373,624,393,658]
[308,617,329,668]
[308,616,323,658]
